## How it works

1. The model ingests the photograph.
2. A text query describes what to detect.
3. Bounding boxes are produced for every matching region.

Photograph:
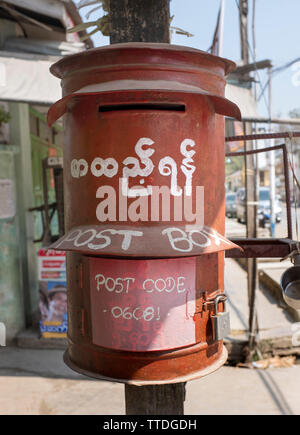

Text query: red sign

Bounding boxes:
[38,249,66,256]
[41,260,65,268]
[89,257,197,352]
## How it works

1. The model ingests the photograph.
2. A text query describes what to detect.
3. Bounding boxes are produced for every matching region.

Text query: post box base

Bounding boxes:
[63,345,228,386]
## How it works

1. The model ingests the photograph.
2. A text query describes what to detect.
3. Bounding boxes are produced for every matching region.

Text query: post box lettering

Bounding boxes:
[142,276,186,293]
[70,158,88,178]
[95,274,135,293]
[110,306,160,322]
[90,257,196,351]
[91,157,118,178]
[158,156,182,197]
[70,137,196,198]
[53,225,232,256]
[55,228,143,251]
[162,227,233,252]
[53,225,232,255]
[180,138,196,196]
[122,137,155,197]
[95,273,186,294]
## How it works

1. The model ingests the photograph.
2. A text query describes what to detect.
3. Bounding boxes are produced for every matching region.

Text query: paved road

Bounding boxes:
[0,347,299,415]
[276,203,300,239]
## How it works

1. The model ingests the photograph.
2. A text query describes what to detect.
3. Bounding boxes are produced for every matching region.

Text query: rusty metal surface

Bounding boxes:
[50,42,237,93]
[66,251,227,382]
[225,131,300,142]
[225,238,296,258]
[226,143,286,156]
[63,345,228,385]
[48,43,240,383]
[47,89,241,127]
[47,42,241,128]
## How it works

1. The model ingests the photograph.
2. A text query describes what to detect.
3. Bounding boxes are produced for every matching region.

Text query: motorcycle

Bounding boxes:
[258,209,270,228]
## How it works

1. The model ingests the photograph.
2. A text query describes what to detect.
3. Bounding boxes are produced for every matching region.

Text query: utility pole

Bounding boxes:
[239,0,249,66]
[238,0,259,353]
[268,67,276,237]
[218,0,225,57]
[109,0,186,415]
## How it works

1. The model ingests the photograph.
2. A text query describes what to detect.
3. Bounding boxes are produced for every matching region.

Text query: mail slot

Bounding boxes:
[48,43,241,384]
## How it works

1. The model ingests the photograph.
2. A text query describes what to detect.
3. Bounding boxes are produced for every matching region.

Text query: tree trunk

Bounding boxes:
[109,0,170,44]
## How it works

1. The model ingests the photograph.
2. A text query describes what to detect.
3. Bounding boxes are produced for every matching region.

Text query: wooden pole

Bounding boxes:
[239,0,259,355]
[109,0,186,415]
[125,384,186,415]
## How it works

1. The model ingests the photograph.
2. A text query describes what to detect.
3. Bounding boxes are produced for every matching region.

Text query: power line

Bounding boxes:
[258,57,300,103]
[273,57,300,74]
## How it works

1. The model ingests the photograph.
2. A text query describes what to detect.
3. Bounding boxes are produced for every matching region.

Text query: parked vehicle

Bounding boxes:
[236,187,282,224]
[225,192,237,218]
[235,188,246,223]
[259,187,282,223]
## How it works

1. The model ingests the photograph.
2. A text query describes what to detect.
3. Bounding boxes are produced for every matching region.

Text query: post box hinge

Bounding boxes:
[79,262,83,289]
[196,289,225,313]
[77,307,86,336]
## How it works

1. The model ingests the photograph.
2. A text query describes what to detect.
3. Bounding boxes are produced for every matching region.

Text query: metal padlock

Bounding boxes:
[211,294,230,341]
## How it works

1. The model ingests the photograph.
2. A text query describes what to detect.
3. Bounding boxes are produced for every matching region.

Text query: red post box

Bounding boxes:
[48,43,241,384]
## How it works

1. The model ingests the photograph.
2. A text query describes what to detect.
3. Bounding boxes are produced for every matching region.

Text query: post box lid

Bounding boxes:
[50,42,236,81]
[50,224,242,258]
[47,42,241,125]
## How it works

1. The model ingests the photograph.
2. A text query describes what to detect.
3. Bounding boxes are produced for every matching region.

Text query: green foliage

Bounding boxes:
[0,106,11,124]
[226,156,244,176]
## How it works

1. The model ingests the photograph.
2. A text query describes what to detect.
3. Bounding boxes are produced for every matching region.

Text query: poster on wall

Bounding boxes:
[38,248,67,338]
